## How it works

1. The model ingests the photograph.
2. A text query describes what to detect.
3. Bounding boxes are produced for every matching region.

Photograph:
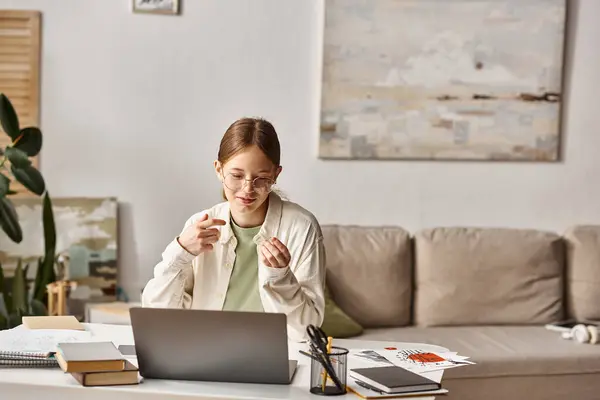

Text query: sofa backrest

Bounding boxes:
[321,225,412,328]
[412,227,565,327]
[321,224,600,328]
[564,226,600,322]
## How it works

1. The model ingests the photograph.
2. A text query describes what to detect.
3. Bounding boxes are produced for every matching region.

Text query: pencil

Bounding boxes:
[321,336,333,391]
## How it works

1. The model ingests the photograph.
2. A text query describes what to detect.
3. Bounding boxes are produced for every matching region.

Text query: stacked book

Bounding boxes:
[55,341,139,387]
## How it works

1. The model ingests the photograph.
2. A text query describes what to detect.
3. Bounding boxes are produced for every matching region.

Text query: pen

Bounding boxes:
[321,336,333,391]
[298,350,320,361]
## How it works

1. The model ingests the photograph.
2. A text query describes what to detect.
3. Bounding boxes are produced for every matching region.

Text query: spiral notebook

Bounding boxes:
[0,351,58,368]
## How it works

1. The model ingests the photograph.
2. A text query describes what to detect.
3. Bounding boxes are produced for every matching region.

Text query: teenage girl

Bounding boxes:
[142,117,326,340]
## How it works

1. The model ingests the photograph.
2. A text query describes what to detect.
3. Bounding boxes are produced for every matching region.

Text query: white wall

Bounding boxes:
[0,0,598,299]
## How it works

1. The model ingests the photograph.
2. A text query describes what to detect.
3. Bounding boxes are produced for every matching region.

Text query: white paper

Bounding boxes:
[0,325,96,354]
[349,349,395,367]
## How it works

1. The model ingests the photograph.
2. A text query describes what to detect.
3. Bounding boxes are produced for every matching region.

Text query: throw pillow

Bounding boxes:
[320,285,364,338]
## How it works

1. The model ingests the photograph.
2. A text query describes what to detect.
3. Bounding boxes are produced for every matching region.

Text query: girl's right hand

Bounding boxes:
[177,214,226,256]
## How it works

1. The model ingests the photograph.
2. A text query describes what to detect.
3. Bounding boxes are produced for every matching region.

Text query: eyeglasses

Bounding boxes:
[222,172,275,193]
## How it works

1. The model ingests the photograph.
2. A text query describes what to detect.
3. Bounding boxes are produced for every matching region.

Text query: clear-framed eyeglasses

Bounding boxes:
[222,172,275,193]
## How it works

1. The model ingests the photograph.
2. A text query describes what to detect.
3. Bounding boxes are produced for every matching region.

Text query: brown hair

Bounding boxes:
[218,117,281,166]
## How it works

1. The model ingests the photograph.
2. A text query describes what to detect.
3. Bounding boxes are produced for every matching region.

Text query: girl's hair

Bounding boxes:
[218,117,281,166]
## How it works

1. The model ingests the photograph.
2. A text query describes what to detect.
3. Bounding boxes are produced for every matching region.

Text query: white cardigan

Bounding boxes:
[141,192,326,341]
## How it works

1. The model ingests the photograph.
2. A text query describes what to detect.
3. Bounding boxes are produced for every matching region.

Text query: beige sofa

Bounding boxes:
[322,225,600,400]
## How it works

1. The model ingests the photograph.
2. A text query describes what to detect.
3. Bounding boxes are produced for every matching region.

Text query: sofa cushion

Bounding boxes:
[322,225,412,328]
[414,227,564,326]
[357,326,600,400]
[564,225,600,321]
[321,285,364,338]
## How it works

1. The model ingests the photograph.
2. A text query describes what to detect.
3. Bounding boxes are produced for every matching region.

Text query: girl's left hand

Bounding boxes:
[259,237,291,269]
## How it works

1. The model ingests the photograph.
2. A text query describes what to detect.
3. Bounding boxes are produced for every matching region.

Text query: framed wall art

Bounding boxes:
[319,0,567,161]
[132,0,180,15]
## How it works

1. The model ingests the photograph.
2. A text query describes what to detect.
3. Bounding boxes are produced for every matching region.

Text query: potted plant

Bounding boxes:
[0,93,56,330]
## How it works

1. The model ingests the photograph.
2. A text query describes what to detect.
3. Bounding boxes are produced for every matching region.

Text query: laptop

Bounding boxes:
[129,307,298,385]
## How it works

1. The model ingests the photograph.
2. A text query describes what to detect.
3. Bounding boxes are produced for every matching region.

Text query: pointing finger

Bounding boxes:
[197,217,227,229]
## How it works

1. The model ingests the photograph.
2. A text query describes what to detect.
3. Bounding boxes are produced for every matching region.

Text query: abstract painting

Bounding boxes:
[319,0,567,160]
[0,197,118,302]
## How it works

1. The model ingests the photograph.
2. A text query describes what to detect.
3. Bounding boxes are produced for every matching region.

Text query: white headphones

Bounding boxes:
[561,324,599,344]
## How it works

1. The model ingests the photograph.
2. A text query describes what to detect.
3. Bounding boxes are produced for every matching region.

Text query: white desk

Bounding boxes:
[0,323,448,400]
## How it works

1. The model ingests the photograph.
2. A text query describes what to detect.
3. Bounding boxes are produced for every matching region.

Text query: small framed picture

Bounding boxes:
[132,0,180,15]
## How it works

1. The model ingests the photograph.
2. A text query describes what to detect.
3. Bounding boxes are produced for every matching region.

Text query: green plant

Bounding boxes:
[0,93,56,330]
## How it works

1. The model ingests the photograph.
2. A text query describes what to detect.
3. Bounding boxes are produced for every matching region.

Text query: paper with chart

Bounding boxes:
[0,324,96,355]
[379,348,475,373]
[350,348,475,374]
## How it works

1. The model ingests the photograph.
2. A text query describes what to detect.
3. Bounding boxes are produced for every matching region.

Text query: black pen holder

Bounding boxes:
[309,346,348,396]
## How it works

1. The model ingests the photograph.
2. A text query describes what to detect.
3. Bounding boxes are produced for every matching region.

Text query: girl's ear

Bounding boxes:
[274,165,282,181]
[214,160,223,179]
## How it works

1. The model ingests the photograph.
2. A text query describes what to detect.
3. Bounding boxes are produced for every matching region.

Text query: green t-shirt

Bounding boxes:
[222,219,264,312]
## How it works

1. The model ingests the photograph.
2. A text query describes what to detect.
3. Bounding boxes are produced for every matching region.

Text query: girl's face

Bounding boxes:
[214,145,281,217]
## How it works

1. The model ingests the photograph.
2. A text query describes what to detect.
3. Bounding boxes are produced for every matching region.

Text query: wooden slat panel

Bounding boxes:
[1,88,29,97]
[0,71,29,80]
[0,37,31,46]
[0,28,30,37]
[0,45,30,55]
[0,63,30,72]
[0,10,40,197]
[0,79,29,88]
[0,54,30,63]
[0,20,29,29]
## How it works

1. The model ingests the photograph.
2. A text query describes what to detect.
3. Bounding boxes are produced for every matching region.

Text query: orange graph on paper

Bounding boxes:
[407,352,446,363]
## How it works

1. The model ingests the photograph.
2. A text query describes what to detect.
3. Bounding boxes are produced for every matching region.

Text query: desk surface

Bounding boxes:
[0,323,448,400]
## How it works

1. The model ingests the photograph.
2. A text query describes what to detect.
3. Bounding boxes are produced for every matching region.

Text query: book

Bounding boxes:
[55,342,126,373]
[347,380,448,399]
[349,366,441,394]
[70,360,139,386]
[22,315,85,330]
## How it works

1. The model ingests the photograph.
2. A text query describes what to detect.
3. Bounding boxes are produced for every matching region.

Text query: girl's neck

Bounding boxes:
[230,200,269,228]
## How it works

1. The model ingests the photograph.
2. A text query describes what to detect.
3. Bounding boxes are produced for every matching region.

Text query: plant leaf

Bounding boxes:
[11,164,45,195]
[30,298,47,316]
[34,193,56,302]
[0,263,13,314]
[0,173,9,197]
[11,260,27,315]
[0,93,20,140]
[0,312,7,330]
[14,127,42,157]
[0,196,22,243]
[8,312,22,328]
[5,147,31,168]
[0,263,10,315]
[33,257,43,302]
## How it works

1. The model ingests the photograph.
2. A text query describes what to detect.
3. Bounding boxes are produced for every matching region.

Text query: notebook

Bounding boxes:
[349,366,441,394]
[0,352,58,368]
